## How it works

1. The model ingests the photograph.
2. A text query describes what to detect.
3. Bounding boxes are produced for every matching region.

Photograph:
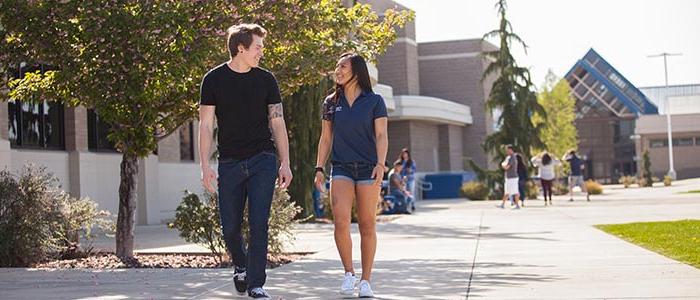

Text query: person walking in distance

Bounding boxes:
[563,150,589,202]
[498,145,521,209]
[314,52,388,298]
[531,151,561,206]
[199,23,292,299]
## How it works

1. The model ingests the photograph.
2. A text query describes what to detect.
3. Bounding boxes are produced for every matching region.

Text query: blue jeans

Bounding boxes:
[217,150,278,289]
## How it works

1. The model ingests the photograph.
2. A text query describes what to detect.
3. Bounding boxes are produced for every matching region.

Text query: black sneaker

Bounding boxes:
[248,287,271,299]
[233,267,247,295]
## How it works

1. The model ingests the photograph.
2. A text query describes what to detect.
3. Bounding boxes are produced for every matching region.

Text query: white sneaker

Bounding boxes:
[339,272,357,295]
[358,280,374,298]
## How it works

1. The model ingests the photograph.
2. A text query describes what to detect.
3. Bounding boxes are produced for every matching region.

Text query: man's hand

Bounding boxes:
[278,162,293,189]
[372,164,385,186]
[201,166,217,193]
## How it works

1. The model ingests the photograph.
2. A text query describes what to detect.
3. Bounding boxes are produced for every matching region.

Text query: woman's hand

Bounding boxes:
[372,164,385,186]
[314,170,326,193]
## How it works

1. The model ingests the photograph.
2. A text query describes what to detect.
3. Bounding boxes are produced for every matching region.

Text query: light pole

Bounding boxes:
[648,52,681,180]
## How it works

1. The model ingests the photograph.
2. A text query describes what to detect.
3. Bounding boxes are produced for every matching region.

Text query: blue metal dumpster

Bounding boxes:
[422,172,476,200]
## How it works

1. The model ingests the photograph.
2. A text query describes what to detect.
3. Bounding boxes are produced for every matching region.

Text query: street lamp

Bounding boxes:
[648,52,682,180]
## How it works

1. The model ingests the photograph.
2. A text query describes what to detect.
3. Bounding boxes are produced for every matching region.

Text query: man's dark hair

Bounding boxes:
[227,23,267,58]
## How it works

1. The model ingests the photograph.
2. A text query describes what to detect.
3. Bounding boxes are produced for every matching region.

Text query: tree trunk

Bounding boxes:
[115,152,138,258]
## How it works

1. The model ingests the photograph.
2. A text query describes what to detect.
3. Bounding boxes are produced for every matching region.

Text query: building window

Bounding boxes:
[696,137,700,146]
[649,139,667,148]
[87,109,116,152]
[674,137,693,147]
[179,122,195,161]
[7,64,65,150]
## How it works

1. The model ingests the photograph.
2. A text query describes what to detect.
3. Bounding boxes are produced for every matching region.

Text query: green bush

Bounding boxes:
[620,175,636,188]
[460,181,488,200]
[0,165,114,267]
[663,175,672,186]
[169,187,301,264]
[585,180,603,195]
[552,181,569,195]
[525,180,539,200]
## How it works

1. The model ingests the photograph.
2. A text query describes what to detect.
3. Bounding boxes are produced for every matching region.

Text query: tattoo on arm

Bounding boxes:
[268,103,284,120]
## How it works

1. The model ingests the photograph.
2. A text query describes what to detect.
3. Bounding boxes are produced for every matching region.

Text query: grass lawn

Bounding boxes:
[680,189,700,194]
[596,219,700,269]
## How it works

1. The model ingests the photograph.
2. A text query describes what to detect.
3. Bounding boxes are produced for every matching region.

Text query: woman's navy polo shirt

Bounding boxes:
[322,90,388,164]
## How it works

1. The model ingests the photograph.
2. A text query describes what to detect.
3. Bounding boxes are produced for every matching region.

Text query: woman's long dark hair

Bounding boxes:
[542,153,552,166]
[329,52,373,104]
[397,148,414,169]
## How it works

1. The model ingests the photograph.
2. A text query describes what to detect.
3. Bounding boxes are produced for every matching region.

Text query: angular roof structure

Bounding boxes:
[565,48,658,118]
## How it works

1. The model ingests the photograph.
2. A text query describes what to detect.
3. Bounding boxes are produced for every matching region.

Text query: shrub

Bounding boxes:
[553,181,569,195]
[460,181,488,200]
[585,180,603,195]
[637,177,648,188]
[525,180,539,200]
[663,175,672,186]
[0,165,114,267]
[620,175,636,188]
[169,186,300,264]
[641,150,653,187]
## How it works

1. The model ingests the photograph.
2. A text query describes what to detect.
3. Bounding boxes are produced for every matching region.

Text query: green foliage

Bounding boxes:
[525,180,539,200]
[596,220,700,269]
[585,180,603,195]
[169,187,301,264]
[0,165,114,267]
[641,150,653,187]
[663,175,672,186]
[473,0,545,196]
[533,71,578,176]
[0,0,412,255]
[620,175,636,188]
[460,181,489,200]
[286,79,333,218]
[552,181,569,195]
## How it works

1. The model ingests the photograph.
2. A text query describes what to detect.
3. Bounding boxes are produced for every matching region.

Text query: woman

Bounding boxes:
[396,148,417,212]
[314,52,388,297]
[531,151,560,206]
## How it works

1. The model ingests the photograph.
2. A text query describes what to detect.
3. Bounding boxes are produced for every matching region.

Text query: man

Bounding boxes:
[199,23,292,300]
[563,150,589,202]
[499,145,521,209]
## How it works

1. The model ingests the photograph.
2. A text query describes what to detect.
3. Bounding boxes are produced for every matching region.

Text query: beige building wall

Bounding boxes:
[635,114,700,179]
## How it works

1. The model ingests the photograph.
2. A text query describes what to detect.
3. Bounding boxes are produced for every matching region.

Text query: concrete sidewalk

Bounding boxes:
[1,179,699,299]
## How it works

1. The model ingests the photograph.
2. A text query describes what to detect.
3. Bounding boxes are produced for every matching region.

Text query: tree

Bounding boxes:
[469,0,545,197]
[641,150,653,187]
[533,71,579,176]
[0,0,412,257]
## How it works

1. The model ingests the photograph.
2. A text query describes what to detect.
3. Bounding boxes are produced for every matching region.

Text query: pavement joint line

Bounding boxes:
[187,277,232,299]
[465,211,484,300]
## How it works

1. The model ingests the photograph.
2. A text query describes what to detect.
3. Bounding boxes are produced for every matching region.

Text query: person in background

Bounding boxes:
[531,151,561,206]
[396,148,417,212]
[498,145,521,209]
[563,150,589,202]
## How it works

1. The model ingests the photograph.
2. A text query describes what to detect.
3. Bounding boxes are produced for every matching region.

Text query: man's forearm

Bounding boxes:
[198,124,213,168]
[272,122,290,164]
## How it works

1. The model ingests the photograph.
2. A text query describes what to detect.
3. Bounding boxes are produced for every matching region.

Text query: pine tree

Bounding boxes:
[470,0,545,197]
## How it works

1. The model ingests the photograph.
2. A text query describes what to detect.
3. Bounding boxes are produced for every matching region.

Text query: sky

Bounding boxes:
[392,0,700,89]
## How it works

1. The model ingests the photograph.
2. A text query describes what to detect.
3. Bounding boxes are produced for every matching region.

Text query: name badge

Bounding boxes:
[335,107,343,112]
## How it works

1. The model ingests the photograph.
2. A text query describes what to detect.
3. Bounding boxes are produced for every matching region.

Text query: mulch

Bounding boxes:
[32,252,312,269]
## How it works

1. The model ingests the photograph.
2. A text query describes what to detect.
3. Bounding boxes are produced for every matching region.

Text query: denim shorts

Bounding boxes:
[330,161,376,185]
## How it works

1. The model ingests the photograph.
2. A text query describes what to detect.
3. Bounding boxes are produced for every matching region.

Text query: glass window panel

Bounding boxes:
[20,101,41,147]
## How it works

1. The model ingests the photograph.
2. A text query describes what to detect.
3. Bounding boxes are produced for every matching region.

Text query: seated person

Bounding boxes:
[385,161,410,214]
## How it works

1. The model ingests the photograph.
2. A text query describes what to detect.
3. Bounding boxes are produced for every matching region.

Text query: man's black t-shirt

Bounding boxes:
[200,63,282,160]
